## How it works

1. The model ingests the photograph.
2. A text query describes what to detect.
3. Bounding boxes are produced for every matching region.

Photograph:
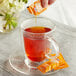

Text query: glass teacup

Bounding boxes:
[9,17,59,75]
[21,17,59,68]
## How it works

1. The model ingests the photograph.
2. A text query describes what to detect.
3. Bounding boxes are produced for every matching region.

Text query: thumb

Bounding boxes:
[40,0,48,8]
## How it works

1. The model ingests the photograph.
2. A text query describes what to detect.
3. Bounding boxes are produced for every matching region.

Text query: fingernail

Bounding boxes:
[41,0,48,8]
[48,0,56,5]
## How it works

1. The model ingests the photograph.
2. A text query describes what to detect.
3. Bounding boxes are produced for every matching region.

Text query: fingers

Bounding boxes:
[48,0,56,5]
[40,0,56,8]
[40,0,48,8]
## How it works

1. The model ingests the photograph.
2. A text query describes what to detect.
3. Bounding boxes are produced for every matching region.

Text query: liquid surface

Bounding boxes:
[23,26,51,62]
[25,26,51,33]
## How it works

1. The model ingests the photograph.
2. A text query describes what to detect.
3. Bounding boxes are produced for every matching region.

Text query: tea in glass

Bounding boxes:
[23,26,51,62]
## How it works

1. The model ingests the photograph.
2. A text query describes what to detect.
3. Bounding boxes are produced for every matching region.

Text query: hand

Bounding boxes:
[40,0,56,8]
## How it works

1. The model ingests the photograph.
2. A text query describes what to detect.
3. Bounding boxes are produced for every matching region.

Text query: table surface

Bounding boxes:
[0,12,76,76]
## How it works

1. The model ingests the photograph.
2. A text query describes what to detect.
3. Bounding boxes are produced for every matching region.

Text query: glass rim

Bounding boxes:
[21,17,56,34]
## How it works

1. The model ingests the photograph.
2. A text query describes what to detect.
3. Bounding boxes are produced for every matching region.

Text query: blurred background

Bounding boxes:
[41,0,76,28]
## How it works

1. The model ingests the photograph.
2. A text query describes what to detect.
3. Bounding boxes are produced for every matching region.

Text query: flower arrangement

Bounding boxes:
[0,0,28,33]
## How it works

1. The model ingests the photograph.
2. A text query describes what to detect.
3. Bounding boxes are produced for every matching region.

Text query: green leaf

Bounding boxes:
[11,17,16,20]
[18,0,28,3]
[22,0,28,3]
[4,13,18,30]
[11,21,17,28]
[9,24,11,30]
[5,13,12,20]
[18,0,20,2]
[0,14,3,16]
[9,3,15,7]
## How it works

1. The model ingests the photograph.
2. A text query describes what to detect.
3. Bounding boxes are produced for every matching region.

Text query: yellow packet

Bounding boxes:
[37,53,69,74]
[27,1,47,15]
[37,61,52,74]
[54,53,69,70]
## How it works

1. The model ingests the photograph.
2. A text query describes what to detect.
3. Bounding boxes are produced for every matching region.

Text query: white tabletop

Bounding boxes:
[0,15,76,76]
[41,0,76,28]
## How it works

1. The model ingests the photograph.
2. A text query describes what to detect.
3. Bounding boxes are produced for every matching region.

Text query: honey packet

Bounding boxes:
[37,53,69,74]
[27,0,47,15]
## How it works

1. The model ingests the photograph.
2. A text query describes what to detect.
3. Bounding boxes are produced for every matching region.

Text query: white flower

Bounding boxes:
[0,0,27,15]
[0,0,28,32]
[0,0,10,13]
[9,0,26,13]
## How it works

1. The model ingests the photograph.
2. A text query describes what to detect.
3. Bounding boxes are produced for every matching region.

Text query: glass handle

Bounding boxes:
[46,37,59,61]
